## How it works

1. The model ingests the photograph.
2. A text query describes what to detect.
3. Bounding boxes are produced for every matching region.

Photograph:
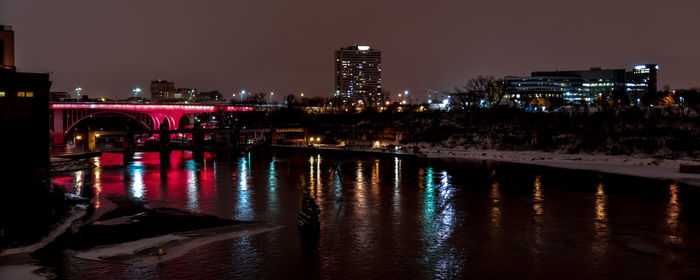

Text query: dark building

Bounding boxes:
[195,90,223,102]
[0,68,52,178]
[335,45,383,106]
[0,25,15,71]
[150,79,196,102]
[50,91,71,101]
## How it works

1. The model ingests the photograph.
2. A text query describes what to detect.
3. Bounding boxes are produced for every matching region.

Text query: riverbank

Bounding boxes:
[420,146,700,187]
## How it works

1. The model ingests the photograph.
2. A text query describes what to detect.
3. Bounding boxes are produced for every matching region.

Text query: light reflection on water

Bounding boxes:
[52,152,699,279]
[186,165,200,212]
[130,163,145,199]
[490,182,501,236]
[666,183,683,246]
[593,183,609,258]
[393,157,401,215]
[420,167,462,279]
[531,175,544,263]
[268,156,279,217]
[235,153,253,220]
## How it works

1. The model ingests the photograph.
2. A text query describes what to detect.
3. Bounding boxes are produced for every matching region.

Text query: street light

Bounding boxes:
[270,91,274,103]
[240,90,246,101]
[75,87,82,99]
[132,87,142,100]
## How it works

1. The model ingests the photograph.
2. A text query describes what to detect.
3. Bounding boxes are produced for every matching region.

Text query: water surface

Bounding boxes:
[52,151,700,279]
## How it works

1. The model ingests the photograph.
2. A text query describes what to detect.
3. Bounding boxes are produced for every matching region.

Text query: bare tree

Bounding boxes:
[244,92,267,108]
[463,76,505,106]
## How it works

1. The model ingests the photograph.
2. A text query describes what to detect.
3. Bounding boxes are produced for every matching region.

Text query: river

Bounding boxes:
[50,150,700,279]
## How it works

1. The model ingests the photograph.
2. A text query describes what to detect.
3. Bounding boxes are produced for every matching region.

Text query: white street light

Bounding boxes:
[270,91,274,103]
[240,90,246,101]
[75,87,82,99]
[132,87,142,100]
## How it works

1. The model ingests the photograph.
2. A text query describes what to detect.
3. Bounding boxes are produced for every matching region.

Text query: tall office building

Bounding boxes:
[626,64,658,104]
[0,25,16,70]
[335,45,382,106]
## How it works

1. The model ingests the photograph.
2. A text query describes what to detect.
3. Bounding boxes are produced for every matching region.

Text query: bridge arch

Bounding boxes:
[64,111,153,138]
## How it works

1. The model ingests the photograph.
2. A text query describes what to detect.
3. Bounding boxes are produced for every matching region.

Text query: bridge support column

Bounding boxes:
[159,122,171,166]
[52,109,65,146]
[87,131,97,152]
[193,123,204,163]
[123,127,135,161]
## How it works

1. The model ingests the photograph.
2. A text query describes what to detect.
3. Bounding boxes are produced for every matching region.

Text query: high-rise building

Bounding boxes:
[625,64,658,104]
[0,25,16,70]
[150,79,196,101]
[335,45,382,106]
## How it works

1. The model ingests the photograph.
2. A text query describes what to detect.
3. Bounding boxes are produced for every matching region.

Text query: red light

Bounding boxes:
[51,103,254,130]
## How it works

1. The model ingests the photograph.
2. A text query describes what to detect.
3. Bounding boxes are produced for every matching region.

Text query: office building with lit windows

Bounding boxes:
[335,45,382,106]
[626,64,658,104]
[504,65,657,106]
[150,79,196,101]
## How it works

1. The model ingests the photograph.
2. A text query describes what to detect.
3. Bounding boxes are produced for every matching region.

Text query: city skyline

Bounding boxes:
[1,0,699,99]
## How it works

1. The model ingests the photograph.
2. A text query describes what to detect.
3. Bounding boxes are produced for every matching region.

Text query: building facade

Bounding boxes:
[626,64,658,104]
[335,45,383,106]
[0,66,51,179]
[505,65,657,106]
[150,79,196,101]
[0,25,15,70]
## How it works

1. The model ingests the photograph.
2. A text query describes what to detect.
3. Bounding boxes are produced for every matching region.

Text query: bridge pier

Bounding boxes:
[52,109,65,146]
[159,122,171,166]
[123,127,135,161]
[193,123,204,163]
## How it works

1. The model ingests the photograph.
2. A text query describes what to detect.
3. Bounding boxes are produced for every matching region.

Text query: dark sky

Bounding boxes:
[1,0,698,100]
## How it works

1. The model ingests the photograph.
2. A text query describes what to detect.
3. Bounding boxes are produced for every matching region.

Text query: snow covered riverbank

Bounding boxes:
[420,147,700,187]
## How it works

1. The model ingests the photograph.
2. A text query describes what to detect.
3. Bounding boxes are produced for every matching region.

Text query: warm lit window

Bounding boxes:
[0,91,5,97]
[18,92,25,97]
[26,92,34,97]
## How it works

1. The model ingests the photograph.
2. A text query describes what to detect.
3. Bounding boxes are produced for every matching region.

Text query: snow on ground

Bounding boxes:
[0,264,49,280]
[73,224,283,267]
[50,157,95,172]
[0,206,87,257]
[421,147,700,187]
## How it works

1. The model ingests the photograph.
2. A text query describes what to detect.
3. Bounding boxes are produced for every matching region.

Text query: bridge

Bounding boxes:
[50,102,254,145]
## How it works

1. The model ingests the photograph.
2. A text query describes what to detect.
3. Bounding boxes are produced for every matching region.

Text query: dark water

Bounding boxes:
[52,151,700,279]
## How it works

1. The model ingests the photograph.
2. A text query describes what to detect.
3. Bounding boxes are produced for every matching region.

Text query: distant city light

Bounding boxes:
[132,87,141,99]
[358,46,370,50]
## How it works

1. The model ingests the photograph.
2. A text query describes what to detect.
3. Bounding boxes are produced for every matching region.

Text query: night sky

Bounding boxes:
[1,0,698,100]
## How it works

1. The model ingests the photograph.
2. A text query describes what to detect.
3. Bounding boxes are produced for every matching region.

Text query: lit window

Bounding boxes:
[0,91,5,97]
[18,92,25,97]
[26,92,34,97]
